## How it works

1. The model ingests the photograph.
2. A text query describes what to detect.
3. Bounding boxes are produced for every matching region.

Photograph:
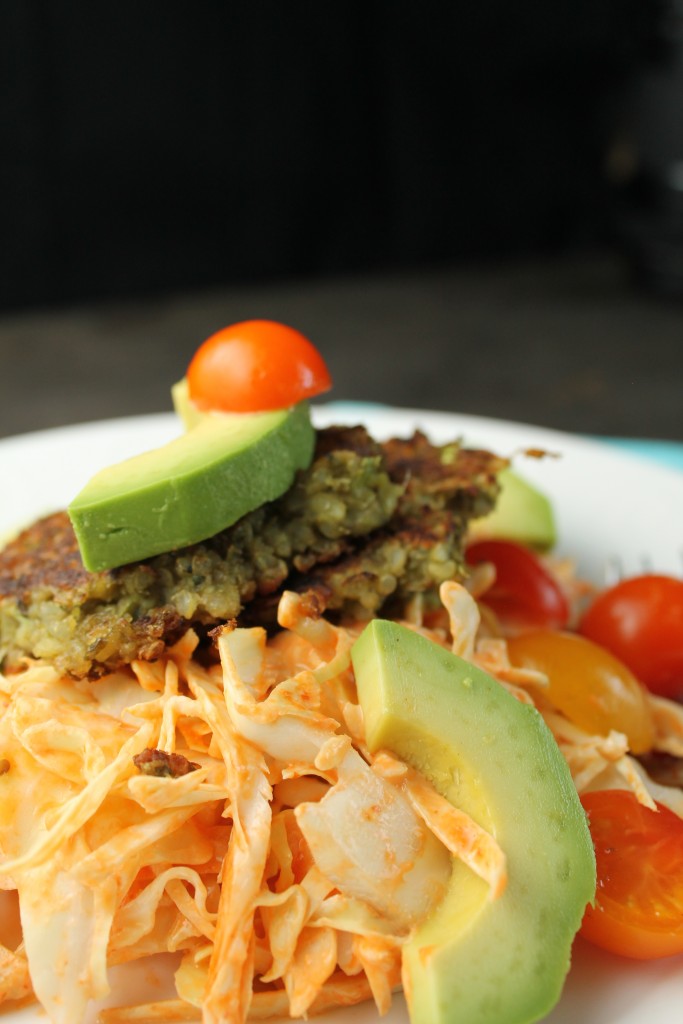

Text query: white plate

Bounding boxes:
[2,404,683,1023]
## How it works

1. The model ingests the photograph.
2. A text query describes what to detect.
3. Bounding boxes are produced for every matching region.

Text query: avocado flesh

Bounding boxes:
[171,376,203,430]
[68,401,315,572]
[351,620,595,1024]
[469,468,556,549]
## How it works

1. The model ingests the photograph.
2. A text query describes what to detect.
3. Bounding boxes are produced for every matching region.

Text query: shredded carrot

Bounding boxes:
[2,583,683,1024]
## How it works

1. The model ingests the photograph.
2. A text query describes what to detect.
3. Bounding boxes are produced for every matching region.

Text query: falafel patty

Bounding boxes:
[0,426,504,678]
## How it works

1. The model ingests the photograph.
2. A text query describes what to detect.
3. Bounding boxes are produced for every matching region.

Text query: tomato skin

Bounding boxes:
[580,789,683,959]
[187,320,332,412]
[465,539,570,630]
[579,575,683,700]
[506,629,654,754]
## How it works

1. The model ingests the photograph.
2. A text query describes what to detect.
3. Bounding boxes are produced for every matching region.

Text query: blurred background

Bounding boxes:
[1,1,682,440]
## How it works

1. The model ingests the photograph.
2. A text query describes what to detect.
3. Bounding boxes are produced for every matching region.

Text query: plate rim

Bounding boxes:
[2,402,682,488]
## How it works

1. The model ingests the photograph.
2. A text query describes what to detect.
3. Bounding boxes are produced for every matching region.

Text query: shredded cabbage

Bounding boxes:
[1,583,683,1024]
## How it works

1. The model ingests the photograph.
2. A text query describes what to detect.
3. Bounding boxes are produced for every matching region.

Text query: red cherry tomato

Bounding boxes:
[187,320,332,413]
[579,789,683,959]
[465,539,569,629]
[579,575,683,700]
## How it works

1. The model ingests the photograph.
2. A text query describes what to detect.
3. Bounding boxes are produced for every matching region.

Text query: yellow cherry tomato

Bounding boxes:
[506,630,654,754]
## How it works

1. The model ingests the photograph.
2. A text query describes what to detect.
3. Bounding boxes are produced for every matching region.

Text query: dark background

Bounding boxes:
[0,1,668,307]
[1,2,682,440]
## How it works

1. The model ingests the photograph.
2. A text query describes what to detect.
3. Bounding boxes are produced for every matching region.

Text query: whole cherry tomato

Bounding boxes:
[187,320,332,413]
[580,789,683,959]
[579,574,683,700]
[506,629,654,754]
[466,539,569,630]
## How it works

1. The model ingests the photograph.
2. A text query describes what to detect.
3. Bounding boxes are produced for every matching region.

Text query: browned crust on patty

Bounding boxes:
[0,511,92,602]
[0,426,504,678]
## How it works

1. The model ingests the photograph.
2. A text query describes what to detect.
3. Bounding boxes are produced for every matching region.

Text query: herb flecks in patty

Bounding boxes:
[0,426,504,678]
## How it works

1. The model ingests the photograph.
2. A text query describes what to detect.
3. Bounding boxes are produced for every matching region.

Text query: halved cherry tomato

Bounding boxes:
[579,575,683,701]
[580,789,683,959]
[465,539,569,630]
[187,320,332,413]
[506,629,654,753]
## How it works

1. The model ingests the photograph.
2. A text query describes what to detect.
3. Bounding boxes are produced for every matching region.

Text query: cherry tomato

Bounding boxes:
[466,539,569,630]
[580,789,683,959]
[187,320,332,413]
[579,575,683,701]
[506,630,654,753]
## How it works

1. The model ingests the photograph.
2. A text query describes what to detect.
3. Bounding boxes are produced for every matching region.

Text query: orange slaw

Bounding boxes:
[1,576,683,1024]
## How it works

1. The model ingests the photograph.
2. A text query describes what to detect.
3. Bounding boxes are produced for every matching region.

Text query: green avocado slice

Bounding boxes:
[171,376,204,430]
[469,468,557,549]
[68,401,315,572]
[351,619,595,1024]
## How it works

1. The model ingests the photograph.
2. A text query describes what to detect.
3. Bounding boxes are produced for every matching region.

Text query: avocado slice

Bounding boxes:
[68,401,315,572]
[351,620,595,1024]
[469,468,556,549]
[171,376,203,430]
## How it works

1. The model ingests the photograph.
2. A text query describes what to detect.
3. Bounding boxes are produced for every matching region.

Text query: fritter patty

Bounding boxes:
[0,426,504,678]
